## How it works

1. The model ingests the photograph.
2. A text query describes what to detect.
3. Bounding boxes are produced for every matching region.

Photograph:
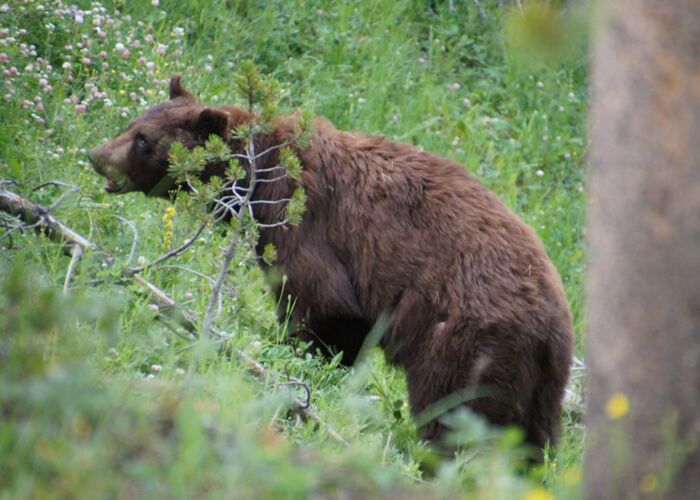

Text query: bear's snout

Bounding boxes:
[87,147,105,172]
[86,145,135,194]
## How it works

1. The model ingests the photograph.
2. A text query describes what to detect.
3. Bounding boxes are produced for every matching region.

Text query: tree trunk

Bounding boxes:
[586,1,700,498]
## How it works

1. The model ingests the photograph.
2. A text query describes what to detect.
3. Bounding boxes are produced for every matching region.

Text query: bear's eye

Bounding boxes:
[134,134,148,150]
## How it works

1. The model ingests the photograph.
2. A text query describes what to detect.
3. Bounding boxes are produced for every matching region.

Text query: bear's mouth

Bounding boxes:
[103,179,123,193]
[103,178,134,194]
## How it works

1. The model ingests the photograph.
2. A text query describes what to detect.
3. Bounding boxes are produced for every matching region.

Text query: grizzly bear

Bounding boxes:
[88,75,573,451]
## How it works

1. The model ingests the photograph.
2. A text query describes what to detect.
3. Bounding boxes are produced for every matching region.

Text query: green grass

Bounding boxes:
[0,0,586,498]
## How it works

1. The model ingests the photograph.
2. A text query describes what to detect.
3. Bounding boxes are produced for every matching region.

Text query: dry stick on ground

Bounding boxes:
[0,184,348,446]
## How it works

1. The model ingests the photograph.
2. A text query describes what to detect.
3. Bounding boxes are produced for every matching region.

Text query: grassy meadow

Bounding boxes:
[0,0,587,498]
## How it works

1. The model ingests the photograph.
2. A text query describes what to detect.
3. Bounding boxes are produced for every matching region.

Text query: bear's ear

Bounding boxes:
[195,108,230,139]
[169,74,193,101]
[219,106,250,128]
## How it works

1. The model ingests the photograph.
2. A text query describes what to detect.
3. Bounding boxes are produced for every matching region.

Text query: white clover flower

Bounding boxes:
[536,169,544,177]
[536,81,544,89]
[115,42,125,52]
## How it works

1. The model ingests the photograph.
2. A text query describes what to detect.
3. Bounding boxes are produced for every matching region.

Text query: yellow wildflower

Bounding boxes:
[606,392,630,419]
[640,474,659,493]
[523,487,554,500]
[162,207,177,246]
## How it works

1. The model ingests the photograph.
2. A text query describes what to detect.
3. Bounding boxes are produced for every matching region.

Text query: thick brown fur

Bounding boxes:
[89,76,574,451]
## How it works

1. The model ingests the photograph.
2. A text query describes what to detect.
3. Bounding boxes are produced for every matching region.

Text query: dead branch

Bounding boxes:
[201,228,239,337]
[111,215,139,266]
[32,180,82,212]
[63,245,83,292]
[127,222,206,275]
[0,186,98,253]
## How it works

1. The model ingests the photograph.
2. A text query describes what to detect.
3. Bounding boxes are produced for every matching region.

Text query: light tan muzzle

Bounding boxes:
[87,135,137,194]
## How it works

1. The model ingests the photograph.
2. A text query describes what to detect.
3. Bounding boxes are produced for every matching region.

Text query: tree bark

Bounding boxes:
[586,1,700,498]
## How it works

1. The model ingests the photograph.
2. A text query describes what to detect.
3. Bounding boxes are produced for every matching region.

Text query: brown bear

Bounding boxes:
[88,75,573,451]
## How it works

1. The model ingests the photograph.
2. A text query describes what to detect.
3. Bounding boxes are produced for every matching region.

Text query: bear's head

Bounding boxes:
[88,75,249,197]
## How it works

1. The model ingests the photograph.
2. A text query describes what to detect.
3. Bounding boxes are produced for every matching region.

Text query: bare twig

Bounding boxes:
[111,215,140,266]
[201,231,239,336]
[154,264,216,285]
[127,222,206,275]
[231,140,290,162]
[29,180,84,215]
[231,345,348,445]
[252,175,287,185]
[0,219,41,245]
[31,180,79,192]
[63,245,83,292]
[250,165,285,174]
[257,220,290,229]
[131,273,200,333]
